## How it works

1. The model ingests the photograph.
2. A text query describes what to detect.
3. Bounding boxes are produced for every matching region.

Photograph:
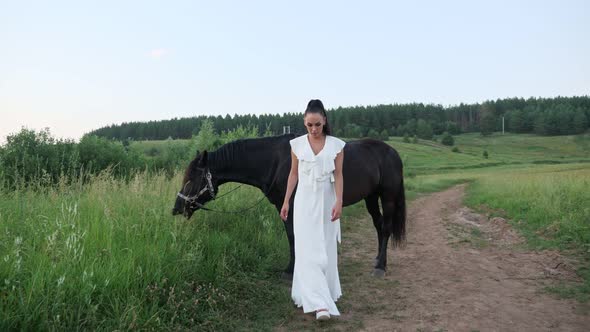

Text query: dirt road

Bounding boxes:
[279,185,589,331]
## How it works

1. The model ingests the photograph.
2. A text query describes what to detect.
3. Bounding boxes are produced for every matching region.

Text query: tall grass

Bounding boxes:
[0,170,292,330]
[465,168,590,250]
[465,167,590,300]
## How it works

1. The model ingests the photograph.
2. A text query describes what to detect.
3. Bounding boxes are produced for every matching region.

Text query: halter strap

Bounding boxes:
[177,168,279,215]
[177,168,216,204]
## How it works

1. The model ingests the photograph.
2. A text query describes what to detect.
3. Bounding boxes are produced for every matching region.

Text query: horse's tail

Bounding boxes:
[391,174,406,247]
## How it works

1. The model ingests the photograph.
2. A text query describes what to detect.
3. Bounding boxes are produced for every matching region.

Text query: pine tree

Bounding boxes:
[389,126,397,137]
[405,119,417,136]
[416,119,433,140]
[396,124,405,136]
[480,109,496,136]
[507,110,525,133]
[573,108,589,134]
[534,113,547,135]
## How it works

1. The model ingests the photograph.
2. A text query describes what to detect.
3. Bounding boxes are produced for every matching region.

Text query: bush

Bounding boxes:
[367,129,381,140]
[78,135,144,176]
[141,140,191,176]
[0,128,79,189]
[441,131,455,146]
[444,121,461,135]
[220,124,259,144]
[191,120,223,153]
[452,146,460,153]
[483,150,489,159]
[403,133,410,143]
[412,135,418,144]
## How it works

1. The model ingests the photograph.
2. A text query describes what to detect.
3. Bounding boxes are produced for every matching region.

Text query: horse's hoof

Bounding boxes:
[371,268,386,278]
[281,272,293,280]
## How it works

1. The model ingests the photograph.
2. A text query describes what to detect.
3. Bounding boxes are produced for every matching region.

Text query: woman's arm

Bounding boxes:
[280,150,299,221]
[331,149,344,221]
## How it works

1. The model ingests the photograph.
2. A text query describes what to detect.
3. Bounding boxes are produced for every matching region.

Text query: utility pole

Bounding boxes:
[502,116,505,135]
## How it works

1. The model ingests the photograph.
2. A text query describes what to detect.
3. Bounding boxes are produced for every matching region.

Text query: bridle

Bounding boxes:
[177,168,216,210]
[177,167,279,214]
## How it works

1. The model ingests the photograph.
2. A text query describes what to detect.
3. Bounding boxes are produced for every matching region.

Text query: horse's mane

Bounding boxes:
[210,134,295,166]
[184,134,296,182]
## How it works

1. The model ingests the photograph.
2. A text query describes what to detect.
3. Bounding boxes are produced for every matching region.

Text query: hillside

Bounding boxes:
[387,132,590,174]
[131,133,590,175]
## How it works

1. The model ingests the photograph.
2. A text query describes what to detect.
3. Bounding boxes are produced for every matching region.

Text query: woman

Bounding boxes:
[280,99,346,321]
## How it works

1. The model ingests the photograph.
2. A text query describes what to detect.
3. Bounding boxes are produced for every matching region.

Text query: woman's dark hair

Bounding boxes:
[304,99,331,135]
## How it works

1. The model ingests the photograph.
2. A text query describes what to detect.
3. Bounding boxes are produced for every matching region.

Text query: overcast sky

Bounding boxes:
[1,0,589,142]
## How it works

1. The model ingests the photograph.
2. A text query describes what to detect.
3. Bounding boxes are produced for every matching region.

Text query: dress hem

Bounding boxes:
[292,293,343,316]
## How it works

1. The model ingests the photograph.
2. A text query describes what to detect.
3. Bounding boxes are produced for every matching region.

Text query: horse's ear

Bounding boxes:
[195,150,200,158]
[198,150,208,166]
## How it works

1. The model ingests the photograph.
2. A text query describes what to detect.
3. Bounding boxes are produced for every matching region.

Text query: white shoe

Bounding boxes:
[316,310,330,321]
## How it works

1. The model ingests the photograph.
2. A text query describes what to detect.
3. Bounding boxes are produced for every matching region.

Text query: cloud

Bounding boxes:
[148,48,170,59]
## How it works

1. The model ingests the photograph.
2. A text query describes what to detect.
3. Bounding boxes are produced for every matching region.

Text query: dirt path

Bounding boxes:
[278,185,589,331]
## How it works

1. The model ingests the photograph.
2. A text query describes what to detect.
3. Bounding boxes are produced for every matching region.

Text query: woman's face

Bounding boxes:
[304,112,325,138]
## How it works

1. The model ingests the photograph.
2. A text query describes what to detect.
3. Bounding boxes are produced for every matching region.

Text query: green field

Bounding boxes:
[129,132,590,175]
[389,132,590,174]
[1,133,589,329]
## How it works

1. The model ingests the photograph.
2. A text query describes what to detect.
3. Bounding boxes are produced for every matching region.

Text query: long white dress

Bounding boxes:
[289,134,346,316]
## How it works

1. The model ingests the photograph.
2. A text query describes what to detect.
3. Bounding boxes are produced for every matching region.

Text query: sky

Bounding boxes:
[1,0,589,142]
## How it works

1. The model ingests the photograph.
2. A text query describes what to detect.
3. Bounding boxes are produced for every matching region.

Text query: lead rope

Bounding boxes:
[192,171,280,215]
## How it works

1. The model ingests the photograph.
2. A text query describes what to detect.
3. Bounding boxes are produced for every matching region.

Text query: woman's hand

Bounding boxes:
[280,202,289,221]
[331,201,342,222]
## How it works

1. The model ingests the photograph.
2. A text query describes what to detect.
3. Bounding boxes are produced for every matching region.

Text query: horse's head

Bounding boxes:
[172,150,218,219]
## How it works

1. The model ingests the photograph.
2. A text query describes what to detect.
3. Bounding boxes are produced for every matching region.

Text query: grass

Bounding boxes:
[464,165,590,301]
[386,132,590,174]
[454,132,590,163]
[465,166,590,251]
[2,132,590,329]
[0,171,292,330]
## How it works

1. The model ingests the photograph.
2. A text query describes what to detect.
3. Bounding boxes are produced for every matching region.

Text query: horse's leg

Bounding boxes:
[364,193,383,265]
[277,201,295,280]
[373,190,396,277]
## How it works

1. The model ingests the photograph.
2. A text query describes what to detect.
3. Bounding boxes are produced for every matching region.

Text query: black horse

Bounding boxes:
[172,134,406,278]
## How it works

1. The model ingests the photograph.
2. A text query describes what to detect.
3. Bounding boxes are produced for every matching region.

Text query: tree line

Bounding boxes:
[87,96,590,141]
